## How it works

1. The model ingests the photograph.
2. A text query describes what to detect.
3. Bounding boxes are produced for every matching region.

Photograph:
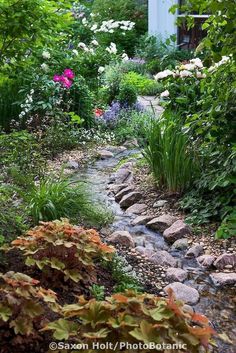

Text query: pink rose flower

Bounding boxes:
[61,75,72,89]
[53,74,61,82]
[63,69,75,79]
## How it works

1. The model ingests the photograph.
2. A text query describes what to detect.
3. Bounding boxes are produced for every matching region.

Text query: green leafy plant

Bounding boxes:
[43,290,215,352]
[215,209,236,239]
[121,71,163,95]
[6,220,114,287]
[144,113,198,193]
[89,284,105,300]
[0,271,58,337]
[117,83,137,106]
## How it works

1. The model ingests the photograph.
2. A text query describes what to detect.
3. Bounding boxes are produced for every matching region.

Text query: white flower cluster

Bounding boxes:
[121,53,129,62]
[154,69,175,80]
[154,58,206,80]
[42,51,50,60]
[208,55,232,72]
[98,66,105,74]
[78,128,115,145]
[77,41,95,54]
[106,42,117,55]
[19,89,34,119]
[93,20,135,33]
[41,63,49,72]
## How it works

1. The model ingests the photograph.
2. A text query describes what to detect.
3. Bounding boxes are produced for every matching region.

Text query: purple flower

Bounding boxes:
[128,57,146,65]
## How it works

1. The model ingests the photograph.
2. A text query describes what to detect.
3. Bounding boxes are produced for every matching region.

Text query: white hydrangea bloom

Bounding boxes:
[180,70,193,78]
[154,69,175,80]
[190,58,203,68]
[42,51,50,59]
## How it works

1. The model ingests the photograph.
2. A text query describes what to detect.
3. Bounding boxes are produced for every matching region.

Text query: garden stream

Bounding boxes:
[72,146,235,353]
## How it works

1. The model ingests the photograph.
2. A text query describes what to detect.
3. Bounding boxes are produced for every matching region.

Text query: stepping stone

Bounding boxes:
[210,272,236,287]
[214,253,236,270]
[164,282,200,304]
[196,255,215,268]
[126,203,147,214]
[107,183,129,194]
[115,186,134,202]
[108,230,134,248]
[150,250,178,267]
[185,243,204,258]
[166,268,188,282]
[112,168,133,184]
[131,215,153,226]
[120,192,142,208]
[147,214,178,232]
[98,150,114,159]
[163,220,192,243]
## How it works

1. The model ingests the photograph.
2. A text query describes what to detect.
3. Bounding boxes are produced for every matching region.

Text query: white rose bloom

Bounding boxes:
[42,51,50,59]
[154,69,174,80]
[190,58,203,68]
[180,70,193,78]
[160,90,170,98]
[181,63,196,71]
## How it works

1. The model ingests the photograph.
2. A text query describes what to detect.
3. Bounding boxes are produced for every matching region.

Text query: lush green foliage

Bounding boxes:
[44,290,215,351]
[27,176,113,227]
[121,72,163,95]
[0,271,58,336]
[144,113,198,193]
[7,220,114,286]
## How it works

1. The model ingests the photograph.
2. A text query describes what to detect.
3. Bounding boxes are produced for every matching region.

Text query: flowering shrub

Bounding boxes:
[7,220,114,286]
[0,271,58,337]
[43,289,215,352]
[53,68,75,89]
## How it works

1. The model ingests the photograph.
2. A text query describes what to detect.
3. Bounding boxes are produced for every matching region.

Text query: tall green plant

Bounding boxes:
[144,114,198,193]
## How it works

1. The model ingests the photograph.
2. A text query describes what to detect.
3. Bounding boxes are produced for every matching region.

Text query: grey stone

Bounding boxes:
[112,168,133,184]
[115,186,135,202]
[171,238,189,251]
[153,200,168,208]
[108,231,134,248]
[210,272,236,287]
[66,160,79,169]
[135,246,155,257]
[197,255,215,268]
[163,220,192,244]
[214,253,236,270]
[164,282,200,304]
[98,149,114,159]
[123,138,139,147]
[108,183,129,194]
[150,250,178,267]
[131,215,153,226]
[166,268,188,282]
[147,214,178,232]
[126,203,147,215]
[185,243,204,258]
[120,192,142,208]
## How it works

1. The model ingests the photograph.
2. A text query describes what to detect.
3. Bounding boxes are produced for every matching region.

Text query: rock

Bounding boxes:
[119,162,134,170]
[210,272,236,287]
[108,183,129,194]
[163,220,192,244]
[182,304,194,315]
[185,243,204,258]
[66,160,79,169]
[123,138,139,148]
[150,251,178,267]
[166,268,188,282]
[147,214,178,232]
[126,203,147,215]
[171,238,189,251]
[214,253,236,270]
[135,246,155,257]
[131,215,153,226]
[197,255,215,268]
[115,186,134,202]
[98,149,114,159]
[164,282,199,304]
[112,168,133,184]
[120,192,142,208]
[108,231,134,248]
[153,200,168,208]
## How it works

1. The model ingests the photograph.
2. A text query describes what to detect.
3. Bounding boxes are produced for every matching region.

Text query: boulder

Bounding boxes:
[115,186,135,202]
[120,192,142,208]
[112,168,133,184]
[147,214,178,232]
[210,272,236,287]
[153,200,168,208]
[108,231,134,248]
[98,150,114,159]
[185,243,204,258]
[126,203,147,215]
[164,282,200,305]
[131,215,153,226]
[171,238,189,251]
[197,255,215,268]
[150,250,178,267]
[214,253,236,270]
[108,183,129,194]
[166,268,188,282]
[163,220,192,243]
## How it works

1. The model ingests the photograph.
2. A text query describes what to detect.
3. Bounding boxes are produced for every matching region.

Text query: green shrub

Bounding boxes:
[27,176,113,227]
[121,71,163,95]
[117,83,137,106]
[144,113,198,193]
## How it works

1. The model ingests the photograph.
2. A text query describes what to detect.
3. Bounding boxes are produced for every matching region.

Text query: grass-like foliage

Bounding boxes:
[0,271,58,337]
[7,220,114,286]
[43,289,215,352]
[28,176,113,226]
[144,114,198,193]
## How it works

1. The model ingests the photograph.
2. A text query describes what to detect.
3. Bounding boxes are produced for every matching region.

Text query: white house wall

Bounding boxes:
[148,0,178,39]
